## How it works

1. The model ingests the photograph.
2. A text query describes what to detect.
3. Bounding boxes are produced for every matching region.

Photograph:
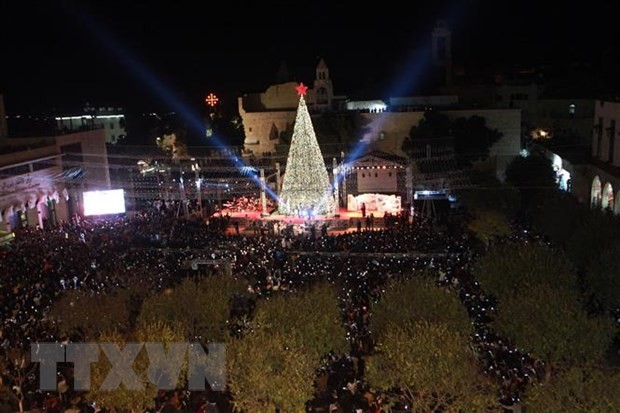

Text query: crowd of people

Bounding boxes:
[222,196,276,214]
[0,203,555,412]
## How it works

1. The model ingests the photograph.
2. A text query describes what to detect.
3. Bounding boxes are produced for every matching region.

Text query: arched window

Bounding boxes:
[614,190,620,215]
[591,176,602,208]
[602,182,614,210]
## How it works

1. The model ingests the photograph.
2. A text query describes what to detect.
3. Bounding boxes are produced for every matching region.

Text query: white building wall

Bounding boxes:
[593,100,620,167]
[357,108,522,158]
[357,169,398,193]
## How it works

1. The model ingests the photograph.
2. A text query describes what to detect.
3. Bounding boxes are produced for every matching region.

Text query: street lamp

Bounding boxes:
[192,162,203,217]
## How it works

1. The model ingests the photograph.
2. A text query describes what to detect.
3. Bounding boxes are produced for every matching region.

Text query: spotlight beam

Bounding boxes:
[63,1,280,203]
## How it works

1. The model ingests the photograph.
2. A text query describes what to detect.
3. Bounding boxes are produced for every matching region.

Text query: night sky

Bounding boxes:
[2,0,620,114]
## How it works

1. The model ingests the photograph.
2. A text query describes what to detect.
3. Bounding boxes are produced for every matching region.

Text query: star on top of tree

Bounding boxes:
[295,82,308,96]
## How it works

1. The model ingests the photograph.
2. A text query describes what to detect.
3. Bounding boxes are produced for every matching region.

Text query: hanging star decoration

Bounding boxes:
[295,82,308,96]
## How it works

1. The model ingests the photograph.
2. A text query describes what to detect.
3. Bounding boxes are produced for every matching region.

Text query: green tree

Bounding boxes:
[315,111,357,152]
[524,365,620,412]
[452,115,502,167]
[253,282,349,359]
[0,349,36,413]
[49,289,135,339]
[456,174,521,219]
[139,275,248,342]
[88,322,185,412]
[227,283,346,413]
[365,321,498,412]
[0,383,17,413]
[410,110,451,141]
[531,190,587,248]
[227,330,314,413]
[475,242,578,300]
[401,110,451,157]
[504,152,557,211]
[564,210,620,271]
[585,241,620,311]
[505,152,557,190]
[491,285,615,364]
[467,209,513,246]
[370,277,472,337]
[208,109,246,147]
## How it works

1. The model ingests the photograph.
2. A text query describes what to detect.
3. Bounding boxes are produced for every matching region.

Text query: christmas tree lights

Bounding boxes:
[278,83,335,216]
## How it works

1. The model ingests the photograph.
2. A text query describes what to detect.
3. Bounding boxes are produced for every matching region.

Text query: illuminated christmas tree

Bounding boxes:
[278,83,335,216]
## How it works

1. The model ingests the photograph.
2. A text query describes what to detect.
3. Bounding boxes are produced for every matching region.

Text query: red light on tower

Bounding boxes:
[205,93,219,107]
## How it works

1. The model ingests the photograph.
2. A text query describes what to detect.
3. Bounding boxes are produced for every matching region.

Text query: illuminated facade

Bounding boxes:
[0,129,111,231]
[239,62,521,183]
[341,151,407,213]
[55,106,126,144]
[239,58,347,156]
[588,100,620,213]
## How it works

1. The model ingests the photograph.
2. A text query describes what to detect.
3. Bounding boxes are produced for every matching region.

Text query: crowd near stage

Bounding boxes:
[214,205,409,235]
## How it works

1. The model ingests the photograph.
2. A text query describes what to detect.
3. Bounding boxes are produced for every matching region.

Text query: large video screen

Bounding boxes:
[83,189,126,216]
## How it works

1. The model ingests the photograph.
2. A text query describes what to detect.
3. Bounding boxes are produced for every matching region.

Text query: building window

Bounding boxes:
[388,172,392,177]
[362,173,365,178]
[248,127,252,132]
[569,103,576,118]
[110,122,115,130]
[375,173,378,178]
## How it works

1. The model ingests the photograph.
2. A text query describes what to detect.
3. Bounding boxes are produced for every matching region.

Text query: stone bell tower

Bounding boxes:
[313,58,334,111]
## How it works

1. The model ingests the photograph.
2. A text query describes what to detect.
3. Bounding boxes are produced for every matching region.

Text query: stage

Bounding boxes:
[213,207,392,235]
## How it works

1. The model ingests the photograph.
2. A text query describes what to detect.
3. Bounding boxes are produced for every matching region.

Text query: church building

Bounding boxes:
[238,59,347,156]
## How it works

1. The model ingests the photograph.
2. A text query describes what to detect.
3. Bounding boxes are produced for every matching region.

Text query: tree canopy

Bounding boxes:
[585,241,620,311]
[524,365,620,412]
[365,321,498,412]
[409,110,451,141]
[49,289,137,340]
[401,111,502,167]
[467,209,513,246]
[452,115,502,167]
[370,277,472,337]
[474,242,578,300]
[491,284,615,364]
[456,174,521,219]
[252,283,349,360]
[504,152,557,211]
[505,152,557,191]
[227,330,315,413]
[227,283,347,413]
[138,275,248,342]
[87,322,185,412]
[531,191,587,248]
[564,210,620,271]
